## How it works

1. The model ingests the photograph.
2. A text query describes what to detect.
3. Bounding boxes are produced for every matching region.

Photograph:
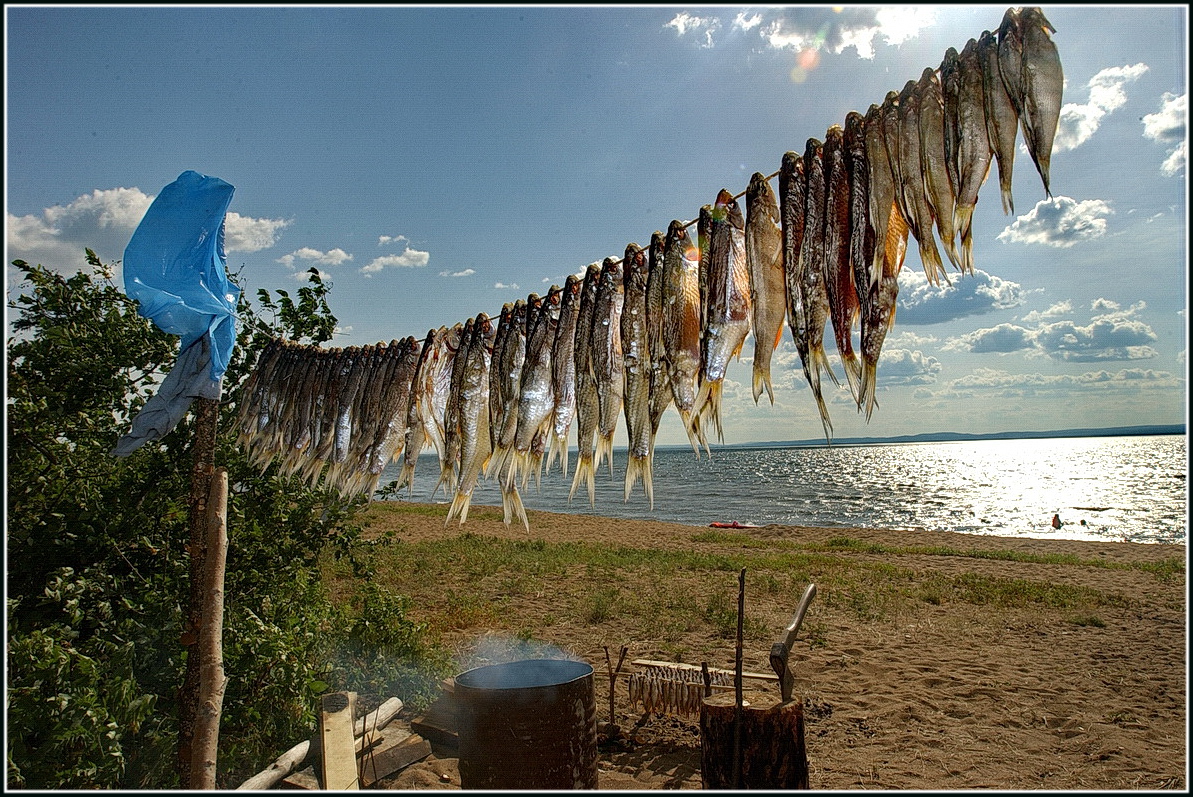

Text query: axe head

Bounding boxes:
[769,641,795,701]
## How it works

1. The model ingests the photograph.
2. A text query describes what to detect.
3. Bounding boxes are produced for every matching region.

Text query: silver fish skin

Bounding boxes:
[488,302,515,453]
[978,29,1020,217]
[620,241,653,506]
[694,188,752,444]
[512,285,560,491]
[569,263,603,506]
[954,37,994,275]
[426,324,461,492]
[823,125,863,404]
[645,230,672,446]
[437,318,474,499]
[996,8,1026,127]
[661,219,707,456]
[1017,7,1063,198]
[917,67,963,274]
[591,256,625,478]
[797,138,837,442]
[697,204,712,324]
[939,47,964,210]
[745,171,785,406]
[491,298,528,477]
[548,273,582,477]
[446,314,494,526]
[896,79,949,287]
[398,329,438,495]
[846,110,878,413]
[362,335,424,497]
[779,150,808,383]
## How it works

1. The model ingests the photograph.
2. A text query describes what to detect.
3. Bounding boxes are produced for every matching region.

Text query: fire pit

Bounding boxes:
[453,658,598,790]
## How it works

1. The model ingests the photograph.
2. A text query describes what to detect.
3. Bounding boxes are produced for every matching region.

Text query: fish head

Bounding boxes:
[1020,6,1055,35]
[997,7,1022,44]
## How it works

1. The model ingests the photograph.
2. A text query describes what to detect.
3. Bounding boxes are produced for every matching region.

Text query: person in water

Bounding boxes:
[1051,514,1062,529]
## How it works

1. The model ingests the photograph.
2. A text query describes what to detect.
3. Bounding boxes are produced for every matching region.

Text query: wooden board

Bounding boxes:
[319,692,359,790]
[359,733,433,787]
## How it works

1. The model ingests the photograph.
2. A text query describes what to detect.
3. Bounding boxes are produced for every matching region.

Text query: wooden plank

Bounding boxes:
[359,733,433,787]
[280,765,320,790]
[319,691,359,790]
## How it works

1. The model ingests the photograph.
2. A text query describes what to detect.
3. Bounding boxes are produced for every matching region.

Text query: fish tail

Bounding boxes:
[954,203,976,275]
[841,353,863,406]
[860,358,880,422]
[596,432,616,477]
[677,408,703,458]
[804,353,834,443]
[569,452,596,508]
[751,366,775,406]
[500,480,528,531]
[396,461,416,494]
[919,239,950,287]
[693,379,725,444]
[445,489,470,527]
[432,464,456,501]
[546,432,566,477]
[623,452,654,508]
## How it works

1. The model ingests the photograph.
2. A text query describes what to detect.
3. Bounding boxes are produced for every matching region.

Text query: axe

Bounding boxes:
[769,583,816,702]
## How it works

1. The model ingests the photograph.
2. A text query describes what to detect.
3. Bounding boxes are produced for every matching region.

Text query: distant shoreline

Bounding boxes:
[665,424,1187,452]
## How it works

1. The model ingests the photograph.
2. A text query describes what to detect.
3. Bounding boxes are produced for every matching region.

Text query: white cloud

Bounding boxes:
[5,186,287,278]
[359,245,430,275]
[440,268,476,278]
[378,234,409,246]
[947,367,1178,393]
[494,282,520,290]
[996,196,1113,248]
[276,246,353,268]
[1052,63,1148,153]
[1142,92,1187,176]
[664,12,720,47]
[872,348,942,385]
[290,267,331,283]
[1020,301,1073,323]
[896,268,1027,325]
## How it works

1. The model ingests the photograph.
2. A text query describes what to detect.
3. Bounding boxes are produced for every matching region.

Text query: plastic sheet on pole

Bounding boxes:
[112,170,240,457]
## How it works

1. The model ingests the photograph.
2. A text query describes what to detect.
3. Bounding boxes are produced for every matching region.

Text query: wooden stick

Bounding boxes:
[701,662,712,698]
[629,659,777,681]
[191,468,229,789]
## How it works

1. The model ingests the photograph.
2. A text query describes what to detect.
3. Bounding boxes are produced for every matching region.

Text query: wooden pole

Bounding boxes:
[734,568,746,790]
[192,467,229,788]
[179,394,219,786]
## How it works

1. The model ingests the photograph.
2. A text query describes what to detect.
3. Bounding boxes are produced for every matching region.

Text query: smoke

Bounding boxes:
[456,632,587,672]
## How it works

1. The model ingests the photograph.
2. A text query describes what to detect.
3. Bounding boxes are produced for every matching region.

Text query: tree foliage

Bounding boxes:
[6,254,450,789]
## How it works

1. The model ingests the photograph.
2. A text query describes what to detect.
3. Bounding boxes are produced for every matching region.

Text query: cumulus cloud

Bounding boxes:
[895,268,1027,325]
[276,247,353,269]
[872,348,942,385]
[378,234,408,246]
[6,186,289,277]
[1141,92,1187,176]
[1020,300,1073,323]
[667,6,934,57]
[947,366,1178,393]
[359,245,430,276]
[290,267,331,283]
[440,268,476,278]
[996,196,1113,248]
[494,282,520,291]
[1053,63,1148,152]
[945,324,1036,354]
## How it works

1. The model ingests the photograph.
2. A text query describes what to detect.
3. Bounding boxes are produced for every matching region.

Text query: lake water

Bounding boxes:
[380,435,1187,546]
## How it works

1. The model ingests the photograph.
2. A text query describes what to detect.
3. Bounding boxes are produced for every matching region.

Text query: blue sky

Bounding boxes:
[5,4,1188,447]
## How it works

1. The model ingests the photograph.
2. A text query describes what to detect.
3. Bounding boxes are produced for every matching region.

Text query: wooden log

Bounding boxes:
[359,733,433,787]
[235,697,405,790]
[319,692,359,790]
[699,690,809,790]
[192,467,229,789]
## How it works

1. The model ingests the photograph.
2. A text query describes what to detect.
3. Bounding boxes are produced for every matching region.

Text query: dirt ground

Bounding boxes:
[355,502,1186,791]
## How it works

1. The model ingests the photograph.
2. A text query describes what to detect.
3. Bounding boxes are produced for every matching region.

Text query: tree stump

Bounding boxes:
[699,689,808,789]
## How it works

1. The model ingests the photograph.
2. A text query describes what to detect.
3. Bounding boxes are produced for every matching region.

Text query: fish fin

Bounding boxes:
[803,350,835,443]
[919,239,950,287]
[954,203,976,275]
[596,432,616,478]
[623,453,653,508]
[751,366,775,406]
[568,452,596,508]
[693,379,725,444]
[841,353,863,407]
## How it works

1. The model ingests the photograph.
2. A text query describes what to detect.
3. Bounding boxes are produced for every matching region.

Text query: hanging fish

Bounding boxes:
[436,317,474,499]
[661,219,707,456]
[1010,6,1063,198]
[860,194,910,422]
[547,273,582,477]
[397,329,439,496]
[620,241,653,506]
[488,303,515,455]
[744,171,785,406]
[845,111,878,414]
[491,298,529,480]
[694,188,752,445]
[779,150,809,393]
[895,79,950,286]
[426,324,463,495]
[591,256,624,478]
[978,29,1020,216]
[939,47,964,213]
[645,230,672,450]
[954,38,995,275]
[917,66,964,273]
[796,139,838,442]
[569,263,602,507]
[514,283,562,490]
[446,314,494,526]
[823,125,863,403]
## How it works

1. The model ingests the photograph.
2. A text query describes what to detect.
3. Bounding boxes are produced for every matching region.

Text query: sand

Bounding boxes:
[359,502,1187,791]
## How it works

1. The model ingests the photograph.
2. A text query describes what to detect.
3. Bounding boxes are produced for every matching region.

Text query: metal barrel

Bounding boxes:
[454,658,598,790]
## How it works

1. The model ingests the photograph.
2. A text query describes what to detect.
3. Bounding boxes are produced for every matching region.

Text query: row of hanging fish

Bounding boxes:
[234,7,1062,529]
[626,667,735,718]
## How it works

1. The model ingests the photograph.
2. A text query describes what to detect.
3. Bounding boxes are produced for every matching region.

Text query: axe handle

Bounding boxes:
[781,583,817,652]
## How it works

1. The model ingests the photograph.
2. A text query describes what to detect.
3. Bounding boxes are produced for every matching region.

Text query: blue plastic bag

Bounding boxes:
[112,170,240,456]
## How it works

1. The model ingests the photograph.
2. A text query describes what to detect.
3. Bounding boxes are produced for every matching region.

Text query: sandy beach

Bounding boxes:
[344,501,1187,791]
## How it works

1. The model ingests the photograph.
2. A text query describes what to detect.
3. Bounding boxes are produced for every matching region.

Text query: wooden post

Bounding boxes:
[178,394,219,786]
[192,467,229,788]
[700,690,809,789]
[734,568,746,790]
